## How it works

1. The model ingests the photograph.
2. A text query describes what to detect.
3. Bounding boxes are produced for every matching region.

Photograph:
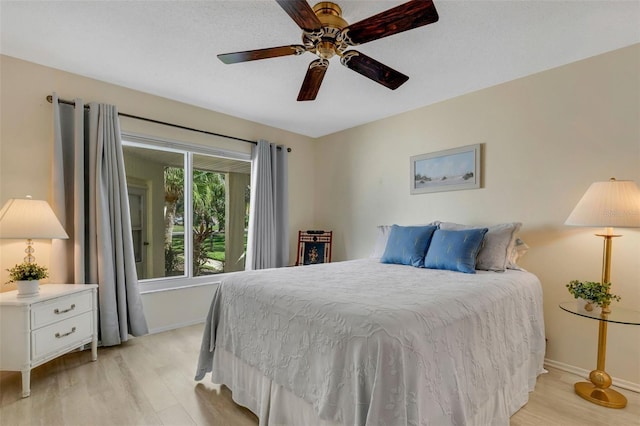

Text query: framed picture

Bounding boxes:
[410,144,481,194]
[295,230,333,266]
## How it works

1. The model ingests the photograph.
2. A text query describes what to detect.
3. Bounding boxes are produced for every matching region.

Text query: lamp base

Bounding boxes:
[574,381,627,409]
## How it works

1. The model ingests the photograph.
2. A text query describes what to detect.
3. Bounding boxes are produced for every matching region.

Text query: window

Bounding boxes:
[122,134,251,292]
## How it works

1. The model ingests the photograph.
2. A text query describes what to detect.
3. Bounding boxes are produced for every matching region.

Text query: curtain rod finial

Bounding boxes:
[46,95,53,103]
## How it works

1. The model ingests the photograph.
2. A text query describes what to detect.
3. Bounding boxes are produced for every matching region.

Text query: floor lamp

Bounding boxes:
[565,178,640,408]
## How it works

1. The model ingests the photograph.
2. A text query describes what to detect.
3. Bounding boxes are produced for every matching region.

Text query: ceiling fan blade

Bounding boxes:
[298,59,329,101]
[340,0,439,46]
[340,51,408,90]
[218,45,306,64]
[275,0,323,32]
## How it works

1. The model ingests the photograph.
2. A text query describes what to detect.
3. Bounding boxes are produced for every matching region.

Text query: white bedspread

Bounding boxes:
[196,259,546,426]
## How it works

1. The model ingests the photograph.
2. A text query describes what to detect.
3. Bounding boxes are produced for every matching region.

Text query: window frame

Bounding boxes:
[122,132,252,293]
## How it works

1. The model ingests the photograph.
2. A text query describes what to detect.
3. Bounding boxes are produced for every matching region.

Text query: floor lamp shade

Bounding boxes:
[0,197,69,240]
[565,178,640,229]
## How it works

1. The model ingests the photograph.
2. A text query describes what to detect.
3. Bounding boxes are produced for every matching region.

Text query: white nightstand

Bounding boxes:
[0,284,98,397]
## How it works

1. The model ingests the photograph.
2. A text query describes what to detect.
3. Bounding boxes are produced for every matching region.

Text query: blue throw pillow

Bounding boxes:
[424,228,489,273]
[380,225,437,267]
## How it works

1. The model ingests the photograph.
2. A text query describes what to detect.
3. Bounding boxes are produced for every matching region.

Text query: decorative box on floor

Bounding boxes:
[296,230,332,266]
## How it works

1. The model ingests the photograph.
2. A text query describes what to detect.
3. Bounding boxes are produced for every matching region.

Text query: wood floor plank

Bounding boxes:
[157,403,197,426]
[1,323,638,425]
[510,369,640,426]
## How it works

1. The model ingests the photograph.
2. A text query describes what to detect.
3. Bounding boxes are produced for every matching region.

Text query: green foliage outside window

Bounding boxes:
[164,167,245,276]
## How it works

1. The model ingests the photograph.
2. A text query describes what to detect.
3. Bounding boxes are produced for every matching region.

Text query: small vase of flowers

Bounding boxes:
[566,280,621,314]
[6,262,49,298]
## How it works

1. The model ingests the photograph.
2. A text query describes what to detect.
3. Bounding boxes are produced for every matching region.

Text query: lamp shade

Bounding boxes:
[565,178,640,228]
[0,197,69,239]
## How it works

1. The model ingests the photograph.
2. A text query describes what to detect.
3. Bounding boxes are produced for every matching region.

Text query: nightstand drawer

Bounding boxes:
[31,291,93,329]
[31,311,93,361]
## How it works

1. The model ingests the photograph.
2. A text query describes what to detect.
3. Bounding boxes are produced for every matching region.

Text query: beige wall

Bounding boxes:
[1,44,639,386]
[314,44,640,386]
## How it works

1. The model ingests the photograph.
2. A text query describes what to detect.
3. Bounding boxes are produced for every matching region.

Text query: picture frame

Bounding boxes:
[295,230,333,266]
[410,144,481,194]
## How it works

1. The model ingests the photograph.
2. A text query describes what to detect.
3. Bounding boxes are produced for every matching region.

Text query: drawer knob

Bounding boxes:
[54,304,76,315]
[55,327,77,339]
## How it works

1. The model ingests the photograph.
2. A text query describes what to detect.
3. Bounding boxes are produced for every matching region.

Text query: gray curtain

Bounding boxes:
[246,139,289,270]
[50,93,148,346]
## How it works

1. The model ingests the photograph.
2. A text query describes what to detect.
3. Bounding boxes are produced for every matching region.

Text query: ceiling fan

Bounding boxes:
[218,0,439,101]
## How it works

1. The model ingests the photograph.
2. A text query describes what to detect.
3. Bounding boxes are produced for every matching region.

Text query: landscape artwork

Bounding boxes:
[410,144,481,194]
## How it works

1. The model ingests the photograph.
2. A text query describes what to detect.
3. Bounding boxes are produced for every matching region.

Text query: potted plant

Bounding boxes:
[566,280,621,314]
[6,262,49,297]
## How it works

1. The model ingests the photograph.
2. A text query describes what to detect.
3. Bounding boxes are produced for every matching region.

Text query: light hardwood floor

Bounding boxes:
[1,323,638,426]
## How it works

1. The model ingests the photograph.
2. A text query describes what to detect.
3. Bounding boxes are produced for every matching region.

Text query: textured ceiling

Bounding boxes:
[1,1,639,138]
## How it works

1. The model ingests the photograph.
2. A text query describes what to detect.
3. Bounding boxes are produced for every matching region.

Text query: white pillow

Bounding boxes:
[507,238,529,270]
[370,225,393,259]
[438,222,521,272]
[370,221,440,259]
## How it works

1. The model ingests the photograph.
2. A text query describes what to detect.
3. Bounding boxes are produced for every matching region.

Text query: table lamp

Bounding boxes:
[565,177,640,408]
[0,196,69,264]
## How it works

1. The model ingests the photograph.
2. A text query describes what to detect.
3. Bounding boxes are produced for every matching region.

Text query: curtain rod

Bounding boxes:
[46,95,291,152]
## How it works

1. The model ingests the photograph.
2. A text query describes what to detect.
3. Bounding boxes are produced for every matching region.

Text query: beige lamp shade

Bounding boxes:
[565,178,640,228]
[0,197,69,239]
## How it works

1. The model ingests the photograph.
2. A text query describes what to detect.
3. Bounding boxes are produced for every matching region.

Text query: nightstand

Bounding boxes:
[0,284,98,397]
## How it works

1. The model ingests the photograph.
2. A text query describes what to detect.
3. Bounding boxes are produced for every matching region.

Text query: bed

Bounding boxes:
[195,256,546,426]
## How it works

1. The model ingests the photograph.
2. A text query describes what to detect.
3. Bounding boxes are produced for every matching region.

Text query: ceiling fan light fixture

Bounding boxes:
[316,41,337,59]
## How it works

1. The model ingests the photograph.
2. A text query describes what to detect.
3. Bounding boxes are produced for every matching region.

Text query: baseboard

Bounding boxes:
[544,358,640,394]
[148,318,206,335]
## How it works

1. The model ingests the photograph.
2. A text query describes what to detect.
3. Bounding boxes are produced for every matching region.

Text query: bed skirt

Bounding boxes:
[210,347,544,426]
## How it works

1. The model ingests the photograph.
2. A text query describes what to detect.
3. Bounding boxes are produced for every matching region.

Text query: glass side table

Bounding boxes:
[559,302,640,409]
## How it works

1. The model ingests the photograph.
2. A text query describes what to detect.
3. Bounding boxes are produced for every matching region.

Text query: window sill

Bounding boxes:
[138,275,224,294]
